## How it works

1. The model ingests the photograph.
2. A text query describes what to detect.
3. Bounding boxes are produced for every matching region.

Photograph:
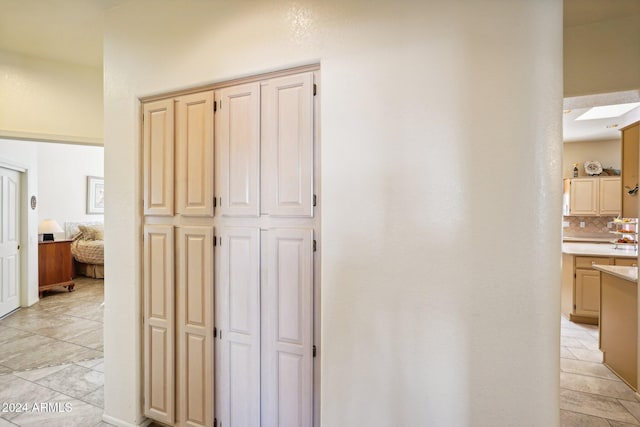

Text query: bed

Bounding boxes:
[65,222,104,279]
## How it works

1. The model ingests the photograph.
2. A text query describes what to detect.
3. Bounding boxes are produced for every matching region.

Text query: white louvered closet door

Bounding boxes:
[215,227,261,427]
[261,228,314,427]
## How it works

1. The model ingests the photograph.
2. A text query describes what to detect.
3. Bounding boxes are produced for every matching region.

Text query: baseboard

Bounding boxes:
[102,414,152,427]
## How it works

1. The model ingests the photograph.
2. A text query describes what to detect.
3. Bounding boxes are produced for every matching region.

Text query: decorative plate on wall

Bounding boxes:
[584,161,603,176]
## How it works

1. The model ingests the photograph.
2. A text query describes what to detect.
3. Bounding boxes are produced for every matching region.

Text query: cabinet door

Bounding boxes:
[176,91,214,217]
[622,123,639,218]
[599,177,621,216]
[143,99,175,216]
[261,73,314,217]
[216,83,260,217]
[176,226,214,427]
[575,269,600,317]
[569,178,598,216]
[215,227,260,427]
[262,228,314,427]
[143,225,175,424]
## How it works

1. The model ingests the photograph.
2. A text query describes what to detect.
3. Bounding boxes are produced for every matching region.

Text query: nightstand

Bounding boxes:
[38,240,75,297]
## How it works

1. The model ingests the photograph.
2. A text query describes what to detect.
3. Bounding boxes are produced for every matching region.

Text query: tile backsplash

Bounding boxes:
[563,216,616,234]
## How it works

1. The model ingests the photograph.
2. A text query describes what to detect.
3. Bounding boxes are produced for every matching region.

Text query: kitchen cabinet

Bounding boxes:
[562,254,616,324]
[622,121,639,218]
[600,177,623,216]
[599,268,638,390]
[564,177,621,217]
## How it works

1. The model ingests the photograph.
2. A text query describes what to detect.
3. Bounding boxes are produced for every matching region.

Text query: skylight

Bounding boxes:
[576,102,640,121]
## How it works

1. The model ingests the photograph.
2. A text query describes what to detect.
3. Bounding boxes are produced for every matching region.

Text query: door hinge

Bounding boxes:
[313,345,316,357]
[220,329,222,340]
[214,101,217,112]
[313,194,317,207]
[574,273,576,278]
[573,304,576,310]
[214,236,217,247]
[219,99,222,110]
[214,327,217,338]
[214,197,217,207]
[313,240,317,252]
[214,417,217,427]
[313,83,317,96]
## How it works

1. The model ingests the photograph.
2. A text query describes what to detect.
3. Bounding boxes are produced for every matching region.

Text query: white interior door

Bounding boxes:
[262,228,314,427]
[216,227,260,427]
[0,167,20,318]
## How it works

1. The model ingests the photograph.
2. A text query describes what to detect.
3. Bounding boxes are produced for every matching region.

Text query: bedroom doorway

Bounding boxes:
[0,166,21,318]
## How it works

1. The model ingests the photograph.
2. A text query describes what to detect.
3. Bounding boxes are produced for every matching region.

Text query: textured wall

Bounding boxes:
[103,1,563,426]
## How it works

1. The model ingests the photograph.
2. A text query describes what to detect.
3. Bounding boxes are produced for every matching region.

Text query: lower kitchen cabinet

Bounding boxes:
[562,254,620,324]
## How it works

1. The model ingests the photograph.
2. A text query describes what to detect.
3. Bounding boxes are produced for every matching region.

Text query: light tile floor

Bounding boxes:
[0,277,109,427]
[561,316,640,426]
[2,281,638,426]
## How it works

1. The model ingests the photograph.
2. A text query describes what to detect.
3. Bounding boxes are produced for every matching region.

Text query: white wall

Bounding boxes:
[0,50,103,144]
[0,139,39,306]
[564,13,640,97]
[563,139,621,178]
[103,1,562,426]
[36,142,104,238]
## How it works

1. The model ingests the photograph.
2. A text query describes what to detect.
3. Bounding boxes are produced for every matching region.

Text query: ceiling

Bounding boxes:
[0,0,638,142]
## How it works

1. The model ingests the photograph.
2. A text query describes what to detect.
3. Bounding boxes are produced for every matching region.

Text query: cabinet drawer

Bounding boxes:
[615,257,638,267]
[575,256,613,269]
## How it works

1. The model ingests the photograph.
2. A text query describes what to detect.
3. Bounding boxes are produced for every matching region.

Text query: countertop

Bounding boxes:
[562,242,637,258]
[592,264,638,283]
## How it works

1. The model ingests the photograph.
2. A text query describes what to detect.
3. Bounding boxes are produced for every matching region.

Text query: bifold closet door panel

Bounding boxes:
[215,227,260,427]
[176,226,214,427]
[143,225,175,424]
[262,228,314,427]
[216,83,260,217]
[143,99,175,216]
[176,91,215,217]
[261,72,314,217]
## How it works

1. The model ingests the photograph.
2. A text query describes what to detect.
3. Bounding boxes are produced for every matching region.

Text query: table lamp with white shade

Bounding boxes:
[38,219,63,241]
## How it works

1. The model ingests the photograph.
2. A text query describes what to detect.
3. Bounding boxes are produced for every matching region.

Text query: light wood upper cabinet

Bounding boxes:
[568,177,598,216]
[261,72,314,217]
[599,177,622,216]
[564,177,621,216]
[143,99,175,216]
[216,83,260,217]
[143,225,175,424]
[176,226,214,427]
[622,121,639,218]
[176,91,214,217]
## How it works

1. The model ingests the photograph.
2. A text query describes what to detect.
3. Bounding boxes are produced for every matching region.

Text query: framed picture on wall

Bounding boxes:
[87,176,104,214]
